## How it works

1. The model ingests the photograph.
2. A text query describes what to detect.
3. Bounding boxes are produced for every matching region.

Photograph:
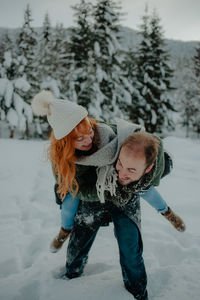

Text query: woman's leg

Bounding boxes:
[50,194,79,253]
[141,185,168,213]
[61,193,80,229]
[141,186,186,231]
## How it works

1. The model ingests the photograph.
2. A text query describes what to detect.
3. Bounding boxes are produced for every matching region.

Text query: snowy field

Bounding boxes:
[0,136,200,300]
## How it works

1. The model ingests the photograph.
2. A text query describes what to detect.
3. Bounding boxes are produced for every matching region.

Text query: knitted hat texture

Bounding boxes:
[31,90,88,140]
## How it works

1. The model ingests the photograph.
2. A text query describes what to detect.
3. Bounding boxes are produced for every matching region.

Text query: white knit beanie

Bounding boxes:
[31,90,88,140]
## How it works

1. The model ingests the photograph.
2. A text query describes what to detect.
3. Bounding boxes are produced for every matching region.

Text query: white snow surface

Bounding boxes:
[0,137,200,300]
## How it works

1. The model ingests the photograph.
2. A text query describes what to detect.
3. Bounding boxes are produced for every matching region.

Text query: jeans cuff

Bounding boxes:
[159,206,169,214]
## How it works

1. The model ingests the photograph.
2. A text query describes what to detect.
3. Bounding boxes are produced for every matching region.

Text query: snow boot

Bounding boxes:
[50,227,71,253]
[162,207,186,232]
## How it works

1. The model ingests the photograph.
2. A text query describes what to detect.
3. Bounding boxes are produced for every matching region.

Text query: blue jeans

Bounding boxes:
[65,201,147,300]
[141,185,168,213]
[61,193,79,230]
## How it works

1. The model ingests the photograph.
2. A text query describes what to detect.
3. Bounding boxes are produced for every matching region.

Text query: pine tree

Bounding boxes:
[90,0,131,120]
[193,43,200,78]
[180,64,200,137]
[134,8,175,133]
[0,32,18,80]
[0,33,33,139]
[0,75,14,137]
[191,43,200,137]
[15,4,39,138]
[0,75,32,139]
[92,0,117,118]
[67,0,94,107]
[37,14,61,99]
[65,0,131,121]
[17,4,38,97]
[121,48,143,123]
[37,13,54,83]
[50,23,71,98]
[130,8,150,127]
[0,32,13,65]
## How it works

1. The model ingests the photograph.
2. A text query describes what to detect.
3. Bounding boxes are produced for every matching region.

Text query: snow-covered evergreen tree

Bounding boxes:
[1,51,17,81]
[14,4,40,138]
[50,23,71,98]
[134,8,175,133]
[0,75,32,139]
[0,75,13,137]
[193,43,200,78]
[91,0,131,120]
[67,0,94,107]
[0,32,18,80]
[0,32,13,65]
[17,7,53,138]
[121,48,143,123]
[66,0,133,121]
[191,44,200,137]
[37,14,60,96]
[16,4,38,98]
[0,41,16,137]
[0,33,33,139]
[180,63,200,137]
[37,13,55,85]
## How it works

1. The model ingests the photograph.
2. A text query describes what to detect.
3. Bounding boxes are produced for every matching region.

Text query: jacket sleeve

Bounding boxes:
[161,151,173,178]
[152,138,165,186]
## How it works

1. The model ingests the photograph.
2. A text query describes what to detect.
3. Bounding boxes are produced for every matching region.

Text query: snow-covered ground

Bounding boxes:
[0,136,200,300]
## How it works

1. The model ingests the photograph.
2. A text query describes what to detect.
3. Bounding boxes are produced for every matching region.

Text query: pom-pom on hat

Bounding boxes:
[31,90,88,140]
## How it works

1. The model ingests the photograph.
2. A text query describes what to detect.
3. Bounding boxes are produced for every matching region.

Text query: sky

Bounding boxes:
[0,0,200,42]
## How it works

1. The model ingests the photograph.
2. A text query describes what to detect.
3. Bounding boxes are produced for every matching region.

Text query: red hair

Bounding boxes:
[48,117,98,201]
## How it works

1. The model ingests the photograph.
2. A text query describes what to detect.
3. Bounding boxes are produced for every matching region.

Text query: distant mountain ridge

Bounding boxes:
[119,26,198,60]
[0,26,199,61]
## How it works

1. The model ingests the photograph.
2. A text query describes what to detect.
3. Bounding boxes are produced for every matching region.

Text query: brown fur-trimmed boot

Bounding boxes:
[162,207,186,232]
[50,227,71,253]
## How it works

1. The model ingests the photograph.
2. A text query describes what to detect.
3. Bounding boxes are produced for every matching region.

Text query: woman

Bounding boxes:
[31,90,185,253]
